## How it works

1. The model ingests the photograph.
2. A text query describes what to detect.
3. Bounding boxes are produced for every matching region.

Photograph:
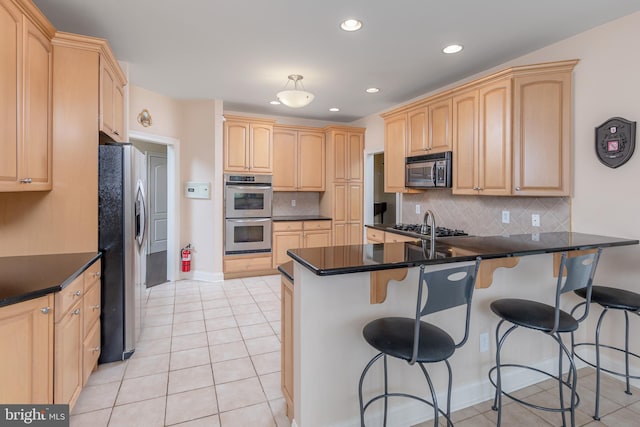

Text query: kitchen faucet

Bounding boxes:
[421,210,436,257]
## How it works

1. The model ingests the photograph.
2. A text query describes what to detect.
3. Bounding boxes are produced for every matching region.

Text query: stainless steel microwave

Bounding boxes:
[405,151,452,188]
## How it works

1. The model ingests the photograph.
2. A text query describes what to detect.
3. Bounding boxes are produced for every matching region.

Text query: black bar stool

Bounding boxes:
[488,249,602,427]
[571,284,640,420]
[358,259,481,427]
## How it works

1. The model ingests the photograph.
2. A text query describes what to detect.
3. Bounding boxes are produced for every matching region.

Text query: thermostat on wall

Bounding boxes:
[185,181,210,199]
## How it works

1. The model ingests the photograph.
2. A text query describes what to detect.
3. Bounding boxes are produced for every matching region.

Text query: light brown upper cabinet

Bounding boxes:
[273,126,325,191]
[224,115,275,174]
[385,59,577,197]
[512,70,572,196]
[407,98,452,156]
[99,52,126,142]
[326,127,364,182]
[383,113,408,193]
[453,78,512,196]
[0,0,54,192]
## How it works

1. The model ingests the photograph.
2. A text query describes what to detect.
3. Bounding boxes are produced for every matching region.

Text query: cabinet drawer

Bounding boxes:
[55,276,84,323]
[273,221,303,232]
[384,232,419,243]
[224,255,273,273]
[83,283,100,335]
[83,260,101,292]
[366,228,385,243]
[82,321,100,386]
[303,220,331,231]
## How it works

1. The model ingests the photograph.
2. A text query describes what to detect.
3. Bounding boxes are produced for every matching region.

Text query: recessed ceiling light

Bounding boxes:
[329,107,340,112]
[442,44,463,54]
[340,18,362,32]
[270,100,281,105]
[365,87,380,93]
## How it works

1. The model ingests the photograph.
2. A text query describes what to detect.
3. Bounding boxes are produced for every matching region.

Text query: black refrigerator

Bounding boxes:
[98,143,147,363]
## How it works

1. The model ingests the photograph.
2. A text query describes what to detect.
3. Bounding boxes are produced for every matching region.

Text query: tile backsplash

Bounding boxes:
[273,192,320,216]
[402,190,570,236]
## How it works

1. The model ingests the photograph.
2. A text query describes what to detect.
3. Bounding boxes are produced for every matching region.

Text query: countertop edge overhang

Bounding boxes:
[287,232,639,276]
[0,252,102,307]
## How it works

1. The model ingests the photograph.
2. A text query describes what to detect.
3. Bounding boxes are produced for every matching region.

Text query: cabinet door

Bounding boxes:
[479,79,511,195]
[249,124,273,173]
[224,121,249,172]
[513,72,571,196]
[272,231,303,268]
[347,182,362,223]
[333,223,346,246]
[273,129,298,191]
[347,222,362,245]
[54,301,83,406]
[0,0,21,189]
[281,276,294,418]
[333,183,347,222]
[22,18,52,189]
[82,320,100,386]
[429,98,452,153]
[384,113,408,193]
[452,90,479,195]
[100,61,115,138]
[113,83,125,141]
[332,130,347,181]
[347,132,363,182]
[304,230,331,248]
[407,106,428,156]
[0,294,53,404]
[298,131,325,190]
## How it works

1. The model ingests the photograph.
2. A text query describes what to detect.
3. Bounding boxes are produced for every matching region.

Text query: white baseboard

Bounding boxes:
[180,270,224,283]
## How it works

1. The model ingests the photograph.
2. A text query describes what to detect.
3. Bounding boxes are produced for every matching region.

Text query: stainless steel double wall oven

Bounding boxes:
[224,173,273,254]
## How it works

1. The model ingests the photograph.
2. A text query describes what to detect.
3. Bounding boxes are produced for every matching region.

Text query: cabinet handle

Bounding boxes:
[40,307,51,315]
[114,130,120,136]
[93,346,100,353]
[515,187,521,191]
[19,178,32,184]
[92,304,101,311]
[74,290,82,297]
[94,272,101,278]
[472,186,479,191]
[72,308,81,315]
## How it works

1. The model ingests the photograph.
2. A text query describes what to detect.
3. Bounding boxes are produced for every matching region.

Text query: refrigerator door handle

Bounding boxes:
[135,180,147,248]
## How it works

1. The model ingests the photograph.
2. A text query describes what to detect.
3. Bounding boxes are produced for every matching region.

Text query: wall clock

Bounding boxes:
[595,117,636,168]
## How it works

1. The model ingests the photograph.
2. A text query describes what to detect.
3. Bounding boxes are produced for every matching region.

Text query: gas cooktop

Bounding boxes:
[390,224,468,237]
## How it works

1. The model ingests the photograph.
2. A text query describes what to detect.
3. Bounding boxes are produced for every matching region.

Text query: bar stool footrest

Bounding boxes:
[362,392,453,426]
[489,363,581,413]
[574,342,640,381]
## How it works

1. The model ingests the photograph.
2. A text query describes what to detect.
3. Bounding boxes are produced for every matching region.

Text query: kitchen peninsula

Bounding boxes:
[284,232,638,427]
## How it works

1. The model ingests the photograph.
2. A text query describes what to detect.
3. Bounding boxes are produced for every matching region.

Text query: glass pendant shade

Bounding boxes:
[277,75,315,108]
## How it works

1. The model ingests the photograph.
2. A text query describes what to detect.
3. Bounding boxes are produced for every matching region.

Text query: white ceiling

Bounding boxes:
[34,0,640,123]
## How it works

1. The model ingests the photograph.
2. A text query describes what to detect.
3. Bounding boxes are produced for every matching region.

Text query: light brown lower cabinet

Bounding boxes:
[0,294,54,404]
[281,273,294,420]
[272,221,332,268]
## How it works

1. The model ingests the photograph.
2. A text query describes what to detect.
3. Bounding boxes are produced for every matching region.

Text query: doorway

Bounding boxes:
[373,153,396,224]
[146,152,168,286]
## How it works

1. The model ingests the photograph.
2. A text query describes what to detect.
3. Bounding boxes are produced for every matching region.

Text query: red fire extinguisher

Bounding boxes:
[181,244,192,273]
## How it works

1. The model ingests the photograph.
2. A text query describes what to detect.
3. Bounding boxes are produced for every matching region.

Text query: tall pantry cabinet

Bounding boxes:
[320,126,365,246]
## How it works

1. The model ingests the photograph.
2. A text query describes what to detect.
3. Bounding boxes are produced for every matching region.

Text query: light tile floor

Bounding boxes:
[71,275,640,427]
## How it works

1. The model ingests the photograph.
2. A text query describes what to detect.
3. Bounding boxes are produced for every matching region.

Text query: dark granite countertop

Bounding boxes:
[287,232,639,276]
[273,215,332,222]
[277,261,294,282]
[0,252,102,307]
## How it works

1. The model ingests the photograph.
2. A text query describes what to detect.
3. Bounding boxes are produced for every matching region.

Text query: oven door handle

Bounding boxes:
[225,184,271,190]
[227,218,271,223]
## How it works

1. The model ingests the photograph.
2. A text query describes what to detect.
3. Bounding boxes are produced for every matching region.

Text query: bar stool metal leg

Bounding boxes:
[624,311,632,395]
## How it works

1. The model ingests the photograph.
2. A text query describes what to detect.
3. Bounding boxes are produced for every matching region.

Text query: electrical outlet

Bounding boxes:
[291,199,296,207]
[531,214,540,227]
[502,210,510,224]
[479,332,489,353]
[415,205,421,214]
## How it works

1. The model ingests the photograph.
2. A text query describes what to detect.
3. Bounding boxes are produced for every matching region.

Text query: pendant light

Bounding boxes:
[277,74,315,108]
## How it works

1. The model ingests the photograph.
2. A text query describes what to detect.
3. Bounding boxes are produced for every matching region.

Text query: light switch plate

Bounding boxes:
[415,205,421,214]
[502,211,510,224]
[532,214,540,227]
